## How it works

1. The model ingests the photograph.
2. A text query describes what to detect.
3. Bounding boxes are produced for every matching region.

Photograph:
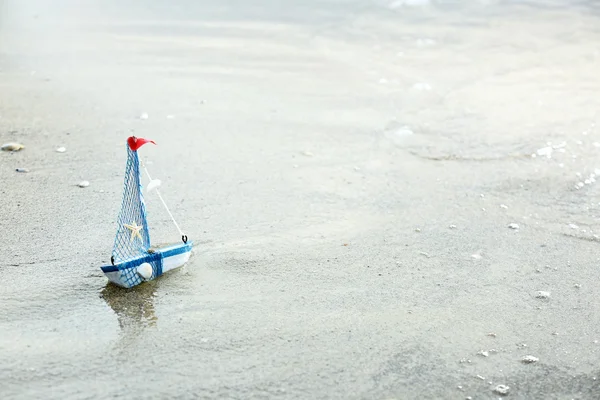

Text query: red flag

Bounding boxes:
[127,136,156,151]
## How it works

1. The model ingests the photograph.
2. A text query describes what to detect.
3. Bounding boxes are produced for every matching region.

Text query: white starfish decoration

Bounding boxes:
[123,221,144,242]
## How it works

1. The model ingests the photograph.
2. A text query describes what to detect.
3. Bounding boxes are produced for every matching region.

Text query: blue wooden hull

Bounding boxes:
[101,242,193,288]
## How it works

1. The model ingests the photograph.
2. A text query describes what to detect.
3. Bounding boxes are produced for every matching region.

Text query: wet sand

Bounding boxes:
[2,1,600,398]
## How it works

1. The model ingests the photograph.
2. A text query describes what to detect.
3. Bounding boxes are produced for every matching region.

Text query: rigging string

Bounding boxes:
[140,159,186,240]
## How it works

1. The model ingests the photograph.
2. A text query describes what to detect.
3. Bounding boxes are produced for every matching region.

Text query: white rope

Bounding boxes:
[141,160,185,237]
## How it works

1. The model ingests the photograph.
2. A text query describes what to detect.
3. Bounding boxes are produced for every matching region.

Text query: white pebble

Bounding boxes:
[477,350,489,357]
[389,126,414,137]
[500,204,508,209]
[493,384,510,395]
[521,355,539,364]
[508,223,520,230]
[77,180,90,188]
[536,290,551,299]
[536,146,553,158]
[56,147,66,153]
[475,375,485,380]
[574,284,581,288]
[136,262,153,280]
[449,224,457,229]
[140,113,149,120]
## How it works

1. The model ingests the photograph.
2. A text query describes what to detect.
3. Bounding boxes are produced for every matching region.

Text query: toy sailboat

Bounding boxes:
[101,136,193,288]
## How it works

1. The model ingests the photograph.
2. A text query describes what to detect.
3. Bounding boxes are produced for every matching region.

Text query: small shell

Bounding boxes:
[493,384,510,395]
[56,146,67,153]
[137,262,153,280]
[536,291,551,299]
[1,142,25,152]
[15,168,30,173]
[521,355,539,364]
[77,180,90,188]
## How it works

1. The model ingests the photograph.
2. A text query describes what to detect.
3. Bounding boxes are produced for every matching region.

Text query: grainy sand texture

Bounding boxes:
[2,1,600,399]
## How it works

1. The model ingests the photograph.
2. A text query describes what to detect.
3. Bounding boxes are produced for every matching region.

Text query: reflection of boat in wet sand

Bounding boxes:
[100,282,157,330]
[100,136,193,288]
